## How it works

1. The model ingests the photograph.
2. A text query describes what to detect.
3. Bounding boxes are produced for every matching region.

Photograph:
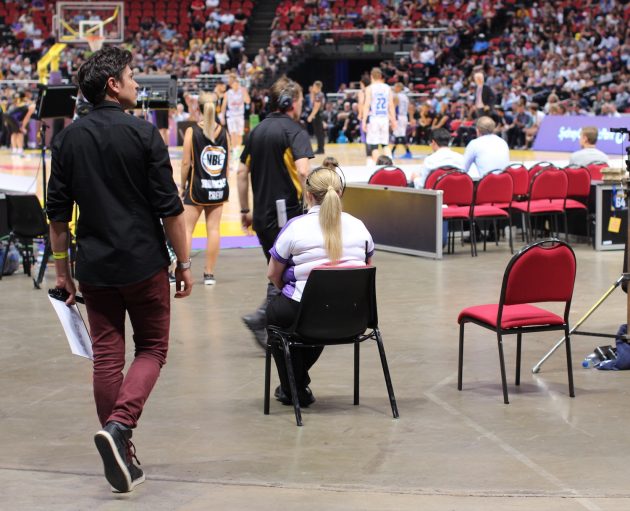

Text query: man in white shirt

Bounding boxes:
[569,126,609,166]
[411,128,464,188]
[463,116,510,179]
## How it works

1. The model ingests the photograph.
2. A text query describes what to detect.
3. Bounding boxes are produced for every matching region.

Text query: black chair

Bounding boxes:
[0,194,48,280]
[264,266,399,426]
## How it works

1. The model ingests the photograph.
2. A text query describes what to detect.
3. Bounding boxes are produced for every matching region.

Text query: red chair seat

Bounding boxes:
[556,198,587,210]
[443,206,470,219]
[510,200,564,213]
[472,205,509,218]
[458,304,565,329]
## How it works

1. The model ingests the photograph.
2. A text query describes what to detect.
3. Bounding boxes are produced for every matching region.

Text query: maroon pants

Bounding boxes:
[80,268,170,428]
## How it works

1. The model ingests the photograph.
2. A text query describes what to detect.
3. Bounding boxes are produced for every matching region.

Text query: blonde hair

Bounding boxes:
[306,167,343,263]
[198,92,216,141]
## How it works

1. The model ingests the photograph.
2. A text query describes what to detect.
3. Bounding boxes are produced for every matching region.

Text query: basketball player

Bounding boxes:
[391,82,413,159]
[361,68,396,166]
[225,73,250,160]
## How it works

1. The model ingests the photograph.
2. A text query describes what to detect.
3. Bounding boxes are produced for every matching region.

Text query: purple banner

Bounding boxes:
[532,115,630,154]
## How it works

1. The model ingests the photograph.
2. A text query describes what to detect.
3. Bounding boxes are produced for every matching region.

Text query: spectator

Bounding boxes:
[411,128,465,188]
[569,126,609,166]
[463,116,510,179]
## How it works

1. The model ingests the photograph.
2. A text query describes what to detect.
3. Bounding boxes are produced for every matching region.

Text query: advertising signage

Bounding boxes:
[532,115,629,154]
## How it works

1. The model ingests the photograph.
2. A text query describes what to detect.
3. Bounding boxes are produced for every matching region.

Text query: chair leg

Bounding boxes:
[494,220,499,246]
[483,221,487,252]
[470,220,476,257]
[374,329,399,419]
[458,322,465,390]
[264,334,272,415]
[497,333,510,404]
[508,217,514,254]
[281,338,303,426]
[515,333,522,386]
[520,213,526,242]
[354,340,360,405]
[565,327,575,398]
[564,212,569,242]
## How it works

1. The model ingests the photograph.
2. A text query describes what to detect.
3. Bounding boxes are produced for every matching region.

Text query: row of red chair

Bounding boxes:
[367,162,603,256]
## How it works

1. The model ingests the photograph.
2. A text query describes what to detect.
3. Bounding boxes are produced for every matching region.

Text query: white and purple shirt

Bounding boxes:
[269,205,375,302]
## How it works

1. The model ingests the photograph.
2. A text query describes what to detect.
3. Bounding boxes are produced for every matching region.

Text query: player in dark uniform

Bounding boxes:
[181,92,229,286]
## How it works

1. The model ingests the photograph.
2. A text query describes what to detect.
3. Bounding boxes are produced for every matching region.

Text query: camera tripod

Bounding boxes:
[532,129,630,373]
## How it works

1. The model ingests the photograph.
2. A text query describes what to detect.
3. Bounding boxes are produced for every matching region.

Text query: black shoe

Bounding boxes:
[242,312,267,350]
[94,421,132,493]
[274,385,316,407]
[314,150,325,155]
[112,462,145,493]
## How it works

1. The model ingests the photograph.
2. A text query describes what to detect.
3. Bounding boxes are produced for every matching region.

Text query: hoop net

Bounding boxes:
[86,34,105,52]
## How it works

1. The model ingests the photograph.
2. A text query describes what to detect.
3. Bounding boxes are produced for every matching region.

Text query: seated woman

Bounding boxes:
[267,166,375,407]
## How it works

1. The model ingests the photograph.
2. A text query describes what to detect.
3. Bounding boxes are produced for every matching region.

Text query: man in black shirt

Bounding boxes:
[238,76,313,348]
[47,46,192,494]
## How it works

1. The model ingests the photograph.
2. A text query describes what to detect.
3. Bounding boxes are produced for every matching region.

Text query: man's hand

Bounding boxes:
[56,276,77,306]
[174,268,193,298]
[241,212,253,231]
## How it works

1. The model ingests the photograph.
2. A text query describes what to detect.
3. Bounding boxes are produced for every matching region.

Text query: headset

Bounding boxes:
[305,164,347,197]
[278,80,300,112]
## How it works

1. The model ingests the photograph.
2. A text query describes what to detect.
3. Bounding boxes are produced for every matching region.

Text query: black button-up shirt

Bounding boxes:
[47,101,183,286]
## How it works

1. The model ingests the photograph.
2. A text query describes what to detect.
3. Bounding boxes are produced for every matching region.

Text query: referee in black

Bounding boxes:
[237,76,314,348]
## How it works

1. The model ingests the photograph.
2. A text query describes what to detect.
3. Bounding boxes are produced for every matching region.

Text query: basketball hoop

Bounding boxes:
[86,34,105,52]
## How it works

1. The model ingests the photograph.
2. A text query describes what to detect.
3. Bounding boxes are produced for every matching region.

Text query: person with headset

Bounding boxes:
[237,76,314,349]
[266,166,374,406]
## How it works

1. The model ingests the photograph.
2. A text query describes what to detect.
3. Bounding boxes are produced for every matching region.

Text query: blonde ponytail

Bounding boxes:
[199,92,216,142]
[305,167,343,263]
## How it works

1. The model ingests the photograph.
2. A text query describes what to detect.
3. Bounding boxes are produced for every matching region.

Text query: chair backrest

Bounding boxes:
[528,161,557,183]
[6,194,48,238]
[368,166,408,187]
[586,161,608,181]
[529,168,568,201]
[563,165,591,198]
[433,171,474,206]
[474,170,513,206]
[292,266,377,341]
[504,163,528,196]
[500,239,576,307]
[424,165,460,190]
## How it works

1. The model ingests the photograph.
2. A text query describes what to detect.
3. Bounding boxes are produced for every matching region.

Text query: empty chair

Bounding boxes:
[510,168,568,242]
[504,163,528,199]
[432,171,474,256]
[586,161,608,181]
[264,267,399,426]
[368,166,408,187]
[528,161,557,183]
[424,165,461,190]
[557,165,592,242]
[471,170,513,255]
[457,239,576,404]
[1,194,48,279]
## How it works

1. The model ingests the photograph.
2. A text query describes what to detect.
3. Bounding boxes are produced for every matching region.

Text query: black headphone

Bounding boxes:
[278,92,293,111]
[305,164,347,197]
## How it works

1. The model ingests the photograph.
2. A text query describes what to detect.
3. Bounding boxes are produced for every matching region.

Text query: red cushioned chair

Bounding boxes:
[457,239,576,404]
[471,170,513,256]
[586,161,608,181]
[555,165,592,242]
[432,171,474,256]
[510,168,568,243]
[504,163,528,200]
[527,161,557,183]
[424,165,461,190]
[368,166,408,187]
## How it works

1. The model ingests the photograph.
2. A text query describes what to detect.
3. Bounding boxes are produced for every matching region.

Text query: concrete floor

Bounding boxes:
[2,242,630,510]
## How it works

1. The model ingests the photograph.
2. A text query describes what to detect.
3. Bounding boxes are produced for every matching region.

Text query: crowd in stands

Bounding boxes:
[0,0,628,151]
[273,0,629,148]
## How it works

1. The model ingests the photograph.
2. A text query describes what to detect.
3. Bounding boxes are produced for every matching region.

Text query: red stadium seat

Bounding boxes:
[367,166,408,187]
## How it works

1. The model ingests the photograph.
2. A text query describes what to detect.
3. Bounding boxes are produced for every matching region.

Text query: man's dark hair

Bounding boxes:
[430,128,451,147]
[77,46,133,105]
[269,76,302,113]
[376,155,393,166]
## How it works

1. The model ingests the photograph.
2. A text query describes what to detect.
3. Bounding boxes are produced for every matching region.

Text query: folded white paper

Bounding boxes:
[48,296,93,360]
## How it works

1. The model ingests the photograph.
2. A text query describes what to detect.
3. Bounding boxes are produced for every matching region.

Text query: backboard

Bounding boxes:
[55,1,125,45]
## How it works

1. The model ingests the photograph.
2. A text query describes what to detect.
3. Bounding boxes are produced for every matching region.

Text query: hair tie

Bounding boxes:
[327,185,334,191]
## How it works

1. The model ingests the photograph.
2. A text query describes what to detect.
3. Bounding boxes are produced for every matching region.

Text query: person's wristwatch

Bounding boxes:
[176,259,192,270]
[240,208,250,214]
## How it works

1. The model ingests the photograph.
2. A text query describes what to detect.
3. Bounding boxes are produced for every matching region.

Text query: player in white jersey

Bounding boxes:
[361,67,396,166]
[224,73,251,159]
[391,82,413,159]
